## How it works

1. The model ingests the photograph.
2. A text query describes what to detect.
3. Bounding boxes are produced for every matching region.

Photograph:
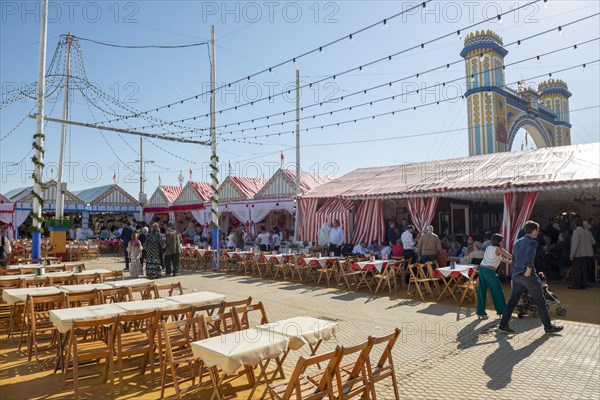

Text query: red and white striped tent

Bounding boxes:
[172,181,212,226]
[0,194,16,239]
[144,185,183,225]
[299,143,600,256]
[218,176,268,232]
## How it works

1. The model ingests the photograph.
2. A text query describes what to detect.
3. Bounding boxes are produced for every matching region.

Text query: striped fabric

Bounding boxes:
[500,191,538,274]
[298,197,319,243]
[352,199,385,245]
[161,185,183,204]
[406,197,439,237]
[315,198,354,243]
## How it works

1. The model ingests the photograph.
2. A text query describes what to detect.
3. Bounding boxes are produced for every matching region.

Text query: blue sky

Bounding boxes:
[1,0,599,199]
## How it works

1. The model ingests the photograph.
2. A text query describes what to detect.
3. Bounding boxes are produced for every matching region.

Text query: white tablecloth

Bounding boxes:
[6,264,41,270]
[0,274,33,281]
[268,254,294,262]
[258,316,338,351]
[436,264,477,278]
[59,283,112,292]
[227,251,254,258]
[301,257,338,267]
[353,260,387,273]
[167,291,226,308]
[2,287,62,305]
[191,248,212,257]
[50,304,123,333]
[76,268,113,276]
[114,298,182,314]
[105,278,153,288]
[191,328,289,374]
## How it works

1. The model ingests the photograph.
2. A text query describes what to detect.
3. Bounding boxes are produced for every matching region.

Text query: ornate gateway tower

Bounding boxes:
[461,30,571,156]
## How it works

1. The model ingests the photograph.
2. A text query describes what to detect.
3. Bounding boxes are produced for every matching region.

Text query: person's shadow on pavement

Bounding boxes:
[482,332,550,390]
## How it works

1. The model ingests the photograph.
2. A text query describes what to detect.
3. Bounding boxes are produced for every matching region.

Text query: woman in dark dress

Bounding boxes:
[145,223,164,279]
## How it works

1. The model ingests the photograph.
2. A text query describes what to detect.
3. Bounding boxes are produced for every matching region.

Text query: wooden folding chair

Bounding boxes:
[267,346,343,400]
[337,259,362,290]
[316,258,337,287]
[128,283,159,300]
[0,277,23,337]
[373,261,398,295]
[100,271,124,283]
[406,264,433,301]
[455,267,479,305]
[231,301,268,330]
[216,296,252,315]
[156,282,184,297]
[49,274,76,286]
[22,276,50,288]
[272,256,292,280]
[365,327,401,400]
[75,272,100,284]
[201,309,240,337]
[157,316,203,399]
[334,339,374,400]
[65,289,100,308]
[45,265,67,273]
[62,316,117,400]
[115,310,157,390]
[98,287,131,304]
[23,293,65,362]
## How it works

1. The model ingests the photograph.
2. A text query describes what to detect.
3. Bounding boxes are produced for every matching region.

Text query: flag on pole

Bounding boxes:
[280,151,284,167]
[189,167,193,181]
[112,172,116,183]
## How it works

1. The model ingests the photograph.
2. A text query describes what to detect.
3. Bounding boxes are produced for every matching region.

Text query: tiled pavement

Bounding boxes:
[95,259,600,399]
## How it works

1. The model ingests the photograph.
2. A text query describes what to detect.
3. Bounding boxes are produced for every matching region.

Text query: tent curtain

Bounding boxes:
[168,212,176,225]
[406,197,439,238]
[144,213,155,225]
[315,198,354,243]
[352,199,385,245]
[298,197,319,243]
[250,208,271,225]
[191,209,211,225]
[500,192,538,274]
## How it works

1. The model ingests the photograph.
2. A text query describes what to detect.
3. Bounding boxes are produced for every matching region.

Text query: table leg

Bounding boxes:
[208,365,224,400]
[247,359,273,400]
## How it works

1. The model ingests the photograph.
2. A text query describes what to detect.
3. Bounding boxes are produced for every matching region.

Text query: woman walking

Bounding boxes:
[477,234,512,320]
[145,223,164,279]
[127,231,143,278]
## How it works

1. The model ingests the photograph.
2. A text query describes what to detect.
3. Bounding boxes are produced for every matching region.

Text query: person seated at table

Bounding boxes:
[392,239,404,257]
[460,236,475,258]
[380,242,392,259]
[447,241,462,257]
[99,226,110,241]
[352,241,368,255]
[183,222,197,244]
[464,241,484,265]
[367,240,380,254]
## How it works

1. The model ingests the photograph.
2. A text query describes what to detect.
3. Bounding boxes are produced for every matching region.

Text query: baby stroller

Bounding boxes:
[516,272,567,318]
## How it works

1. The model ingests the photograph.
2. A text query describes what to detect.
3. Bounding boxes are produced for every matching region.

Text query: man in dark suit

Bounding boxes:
[120,221,134,271]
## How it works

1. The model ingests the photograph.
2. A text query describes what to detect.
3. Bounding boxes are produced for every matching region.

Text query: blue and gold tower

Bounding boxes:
[461,30,572,155]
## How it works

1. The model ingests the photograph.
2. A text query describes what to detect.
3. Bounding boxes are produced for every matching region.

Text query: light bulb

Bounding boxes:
[420,43,425,51]
[388,55,393,63]
[573,44,578,52]
[383,19,388,29]
[544,0,549,8]
[348,34,353,43]
[558,26,562,36]
[422,2,427,10]
[497,15,502,24]
[537,55,541,64]
[319,47,323,55]
[517,40,521,46]
[457,30,461,40]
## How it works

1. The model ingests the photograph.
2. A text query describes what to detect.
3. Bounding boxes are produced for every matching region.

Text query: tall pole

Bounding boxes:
[294,69,301,241]
[31,0,49,260]
[55,33,72,219]
[139,137,144,194]
[209,26,220,264]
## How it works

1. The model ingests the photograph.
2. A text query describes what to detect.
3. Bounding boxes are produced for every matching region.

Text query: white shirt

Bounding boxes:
[272,233,281,247]
[258,232,271,246]
[401,230,415,250]
[480,246,502,269]
[381,246,392,257]
[0,236,11,254]
[226,233,236,248]
[352,244,367,254]
[328,226,344,246]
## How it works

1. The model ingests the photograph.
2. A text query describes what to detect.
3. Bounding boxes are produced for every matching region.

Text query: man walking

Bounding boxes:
[164,223,182,276]
[120,221,134,271]
[499,221,563,334]
[570,219,596,289]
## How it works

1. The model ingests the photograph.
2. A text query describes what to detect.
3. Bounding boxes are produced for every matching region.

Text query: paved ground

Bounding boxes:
[2,257,599,399]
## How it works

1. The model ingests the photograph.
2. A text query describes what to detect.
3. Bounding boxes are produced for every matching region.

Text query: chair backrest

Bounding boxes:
[45,265,67,273]
[159,316,200,354]
[368,327,401,372]
[65,289,100,308]
[75,273,100,284]
[116,310,157,339]
[22,277,50,288]
[334,340,374,400]
[217,296,252,314]
[232,301,268,329]
[49,275,76,286]
[65,262,86,271]
[69,316,118,349]
[101,271,123,282]
[0,277,23,292]
[201,309,240,337]
[157,305,193,322]
[27,293,66,327]
[281,346,343,399]
[156,282,184,297]
[98,287,131,304]
[128,284,159,300]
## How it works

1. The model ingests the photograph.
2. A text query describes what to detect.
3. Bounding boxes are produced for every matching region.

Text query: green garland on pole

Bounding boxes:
[210,154,219,228]
[30,135,46,233]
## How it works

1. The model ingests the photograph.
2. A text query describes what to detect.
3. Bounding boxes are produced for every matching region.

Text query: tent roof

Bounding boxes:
[280,169,332,192]
[74,185,113,203]
[148,185,183,206]
[0,193,12,204]
[4,186,30,202]
[254,168,331,199]
[191,181,213,202]
[301,143,600,202]
[6,180,83,204]
[221,176,268,199]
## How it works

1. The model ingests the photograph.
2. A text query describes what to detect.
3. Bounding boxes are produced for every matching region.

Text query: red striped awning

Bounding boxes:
[298,197,319,243]
[315,198,354,243]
